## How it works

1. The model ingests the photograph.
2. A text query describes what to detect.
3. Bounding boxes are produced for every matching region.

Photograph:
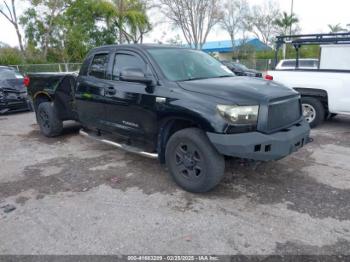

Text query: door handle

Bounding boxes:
[105,86,116,95]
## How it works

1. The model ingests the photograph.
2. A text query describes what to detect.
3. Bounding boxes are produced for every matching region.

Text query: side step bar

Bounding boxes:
[79,129,158,159]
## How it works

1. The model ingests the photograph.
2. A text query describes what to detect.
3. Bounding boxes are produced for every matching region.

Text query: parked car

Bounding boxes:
[26,45,310,193]
[275,59,319,70]
[221,61,263,78]
[267,33,350,128]
[0,66,32,114]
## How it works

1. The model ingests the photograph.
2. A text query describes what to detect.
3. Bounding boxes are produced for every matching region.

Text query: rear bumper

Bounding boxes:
[0,98,31,113]
[207,120,311,161]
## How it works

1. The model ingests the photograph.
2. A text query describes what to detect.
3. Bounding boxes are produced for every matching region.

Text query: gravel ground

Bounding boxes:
[0,112,350,255]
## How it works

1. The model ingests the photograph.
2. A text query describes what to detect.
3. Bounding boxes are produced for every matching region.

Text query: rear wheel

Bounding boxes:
[165,128,225,193]
[302,97,325,128]
[37,102,63,137]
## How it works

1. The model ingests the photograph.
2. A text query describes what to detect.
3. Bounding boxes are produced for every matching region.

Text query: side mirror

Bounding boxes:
[120,68,154,86]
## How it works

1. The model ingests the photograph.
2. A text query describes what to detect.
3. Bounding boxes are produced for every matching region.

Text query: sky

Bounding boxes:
[1,0,350,48]
[145,0,350,44]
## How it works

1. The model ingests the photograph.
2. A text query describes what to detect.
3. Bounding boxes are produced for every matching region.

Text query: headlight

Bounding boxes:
[217,105,259,125]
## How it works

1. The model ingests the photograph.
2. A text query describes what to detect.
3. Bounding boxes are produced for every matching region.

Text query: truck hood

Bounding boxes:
[178,76,297,104]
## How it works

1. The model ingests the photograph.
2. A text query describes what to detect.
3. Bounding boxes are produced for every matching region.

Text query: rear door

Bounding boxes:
[102,50,158,141]
[75,52,111,129]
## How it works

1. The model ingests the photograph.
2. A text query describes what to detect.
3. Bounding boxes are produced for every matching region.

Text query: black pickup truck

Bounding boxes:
[26,44,310,192]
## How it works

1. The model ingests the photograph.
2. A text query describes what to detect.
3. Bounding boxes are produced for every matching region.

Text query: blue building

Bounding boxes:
[201,38,271,60]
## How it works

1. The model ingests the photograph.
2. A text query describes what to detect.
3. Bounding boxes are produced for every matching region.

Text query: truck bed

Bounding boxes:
[27,72,78,121]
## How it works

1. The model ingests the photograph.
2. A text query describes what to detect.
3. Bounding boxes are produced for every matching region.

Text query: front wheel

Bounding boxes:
[301,97,325,128]
[37,102,63,137]
[165,128,225,193]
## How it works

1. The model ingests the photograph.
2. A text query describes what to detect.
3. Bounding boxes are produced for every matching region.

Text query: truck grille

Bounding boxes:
[267,98,301,131]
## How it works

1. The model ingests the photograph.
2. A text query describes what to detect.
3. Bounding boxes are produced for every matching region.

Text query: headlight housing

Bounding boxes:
[217,105,259,125]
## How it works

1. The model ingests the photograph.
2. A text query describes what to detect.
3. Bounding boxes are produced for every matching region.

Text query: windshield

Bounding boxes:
[0,69,23,79]
[147,48,234,81]
[233,63,248,70]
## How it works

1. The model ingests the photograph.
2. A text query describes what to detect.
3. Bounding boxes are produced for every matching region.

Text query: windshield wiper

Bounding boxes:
[182,75,233,81]
[216,75,234,78]
[182,77,212,81]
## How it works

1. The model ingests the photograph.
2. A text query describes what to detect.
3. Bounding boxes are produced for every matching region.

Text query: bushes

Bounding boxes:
[0,46,52,66]
[0,47,24,65]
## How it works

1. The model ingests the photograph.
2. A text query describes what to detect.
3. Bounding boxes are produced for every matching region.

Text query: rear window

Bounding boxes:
[89,53,108,79]
[281,60,318,68]
[282,61,296,67]
[300,60,319,67]
[0,69,23,79]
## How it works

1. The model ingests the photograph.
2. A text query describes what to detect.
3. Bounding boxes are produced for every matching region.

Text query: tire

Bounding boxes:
[37,102,63,137]
[165,128,225,193]
[301,97,325,128]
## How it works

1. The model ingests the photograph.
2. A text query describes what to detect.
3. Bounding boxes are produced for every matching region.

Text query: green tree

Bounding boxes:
[328,23,345,33]
[20,0,120,62]
[20,0,68,60]
[62,0,118,61]
[274,12,299,36]
[112,0,151,44]
[274,11,299,59]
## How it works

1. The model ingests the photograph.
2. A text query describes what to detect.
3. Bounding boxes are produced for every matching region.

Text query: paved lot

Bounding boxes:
[0,112,350,255]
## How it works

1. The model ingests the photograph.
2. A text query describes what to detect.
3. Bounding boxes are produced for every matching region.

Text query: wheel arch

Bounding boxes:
[33,92,52,111]
[293,87,329,114]
[157,115,209,164]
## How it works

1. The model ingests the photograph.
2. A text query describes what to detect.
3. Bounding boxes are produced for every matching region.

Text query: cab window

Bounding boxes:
[112,53,146,80]
[89,53,108,79]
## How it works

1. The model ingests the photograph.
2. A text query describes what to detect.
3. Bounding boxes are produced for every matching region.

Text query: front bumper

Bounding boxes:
[207,120,310,161]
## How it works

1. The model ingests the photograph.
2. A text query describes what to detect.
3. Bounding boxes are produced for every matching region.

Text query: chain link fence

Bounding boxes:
[9,63,82,74]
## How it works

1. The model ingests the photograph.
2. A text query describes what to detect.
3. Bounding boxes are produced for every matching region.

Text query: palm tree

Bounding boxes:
[112,0,151,44]
[274,11,299,36]
[328,23,345,33]
[274,12,299,59]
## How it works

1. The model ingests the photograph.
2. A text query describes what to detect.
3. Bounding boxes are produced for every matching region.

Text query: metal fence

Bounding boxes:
[9,59,273,75]
[239,59,273,72]
[9,63,82,74]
